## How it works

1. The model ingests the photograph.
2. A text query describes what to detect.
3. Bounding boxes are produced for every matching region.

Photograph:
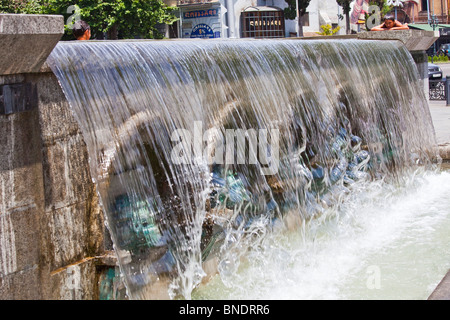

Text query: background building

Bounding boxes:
[162,0,450,40]
[164,0,347,39]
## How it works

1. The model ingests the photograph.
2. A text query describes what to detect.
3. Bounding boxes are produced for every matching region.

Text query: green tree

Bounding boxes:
[0,0,44,13]
[336,0,352,34]
[1,0,178,39]
[44,0,178,39]
[284,0,311,37]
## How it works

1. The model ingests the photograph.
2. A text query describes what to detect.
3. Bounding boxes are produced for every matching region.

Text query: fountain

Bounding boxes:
[46,38,440,299]
[0,14,447,300]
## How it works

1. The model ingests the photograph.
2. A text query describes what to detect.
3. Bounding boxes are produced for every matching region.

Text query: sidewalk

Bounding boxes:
[428,270,450,300]
[428,99,450,162]
[427,99,450,300]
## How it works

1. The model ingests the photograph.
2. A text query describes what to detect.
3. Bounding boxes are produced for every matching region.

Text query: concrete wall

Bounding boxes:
[0,70,121,300]
[0,14,121,300]
[0,13,443,300]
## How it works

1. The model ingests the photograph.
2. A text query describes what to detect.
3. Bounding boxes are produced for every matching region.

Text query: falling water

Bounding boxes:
[47,39,440,300]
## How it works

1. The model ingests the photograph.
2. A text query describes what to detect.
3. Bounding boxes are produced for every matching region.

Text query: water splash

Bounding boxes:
[46,38,438,299]
[192,169,450,299]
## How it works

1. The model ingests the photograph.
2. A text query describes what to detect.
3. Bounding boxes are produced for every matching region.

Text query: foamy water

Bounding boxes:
[193,169,450,300]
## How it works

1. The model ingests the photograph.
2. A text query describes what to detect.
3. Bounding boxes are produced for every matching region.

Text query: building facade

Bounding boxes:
[165,0,348,39]
[163,0,450,39]
[413,0,448,24]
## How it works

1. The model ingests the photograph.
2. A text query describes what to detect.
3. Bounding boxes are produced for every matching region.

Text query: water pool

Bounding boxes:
[193,169,450,300]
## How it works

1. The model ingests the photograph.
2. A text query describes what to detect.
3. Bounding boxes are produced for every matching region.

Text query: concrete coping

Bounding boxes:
[357,29,439,52]
[291,29,439,53]
[0,14,64,75]
[0,13,64,34]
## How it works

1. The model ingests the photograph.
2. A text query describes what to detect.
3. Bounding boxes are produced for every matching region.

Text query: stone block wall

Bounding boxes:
[0,71,119,300]
[0,14,122,300]
[0,84,45,298]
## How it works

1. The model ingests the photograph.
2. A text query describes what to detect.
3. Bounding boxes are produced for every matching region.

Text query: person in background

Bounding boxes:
[371,14,409,31]
[351,0,370,25]
[72,20,91,40]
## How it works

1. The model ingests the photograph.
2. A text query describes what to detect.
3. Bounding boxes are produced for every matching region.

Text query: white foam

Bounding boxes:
[193,170,450,300]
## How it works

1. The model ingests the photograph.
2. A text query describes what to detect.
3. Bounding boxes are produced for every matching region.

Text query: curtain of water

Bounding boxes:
[46,39,438,299]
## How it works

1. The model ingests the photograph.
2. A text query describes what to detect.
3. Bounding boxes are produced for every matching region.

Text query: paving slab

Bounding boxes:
[428,270,450,300]
[428,99,450,159]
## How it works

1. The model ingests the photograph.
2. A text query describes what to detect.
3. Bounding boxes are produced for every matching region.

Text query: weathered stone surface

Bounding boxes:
[46,203,89,269]
[429,270,450,300]
[0,14,64,75]
[357,29,439,51]
[7,207,41,274]
[0,103,46,300]
[49,258,98,300]
[32,73,81,143]
[439,143,450,160]
[0,70,110,300]
[0,266,42,299]
[409,50,429,98]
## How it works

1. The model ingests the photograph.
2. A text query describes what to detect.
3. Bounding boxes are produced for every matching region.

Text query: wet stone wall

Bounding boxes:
[0,70,121,299]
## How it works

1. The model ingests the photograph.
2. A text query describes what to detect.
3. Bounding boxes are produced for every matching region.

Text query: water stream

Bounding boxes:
[46,38,444,300]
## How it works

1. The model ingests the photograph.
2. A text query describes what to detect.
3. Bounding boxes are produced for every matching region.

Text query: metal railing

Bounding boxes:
[429,79,447,101]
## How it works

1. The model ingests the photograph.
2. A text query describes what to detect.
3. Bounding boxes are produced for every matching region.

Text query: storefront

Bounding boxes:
[178,0,222,39]
[241,6,285,38]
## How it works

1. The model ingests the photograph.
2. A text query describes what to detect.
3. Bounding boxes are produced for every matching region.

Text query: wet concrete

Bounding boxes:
[428,99,450,161]
[429,270,450,300]
[428,97,450,299]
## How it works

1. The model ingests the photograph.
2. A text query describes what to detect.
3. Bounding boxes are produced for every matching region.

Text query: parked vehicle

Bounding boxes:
[438,44,450,57]
[428,63,443,80]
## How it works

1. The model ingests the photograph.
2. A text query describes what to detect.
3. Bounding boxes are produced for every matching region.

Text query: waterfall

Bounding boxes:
[46,38,438,300]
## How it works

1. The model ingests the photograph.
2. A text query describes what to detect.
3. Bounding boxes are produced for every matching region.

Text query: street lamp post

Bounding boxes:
[296,0,300,37]
[429,14,439,63]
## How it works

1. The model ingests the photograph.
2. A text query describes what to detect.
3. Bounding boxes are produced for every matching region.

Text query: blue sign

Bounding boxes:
[184,9,218,19]
[190,24,214,39]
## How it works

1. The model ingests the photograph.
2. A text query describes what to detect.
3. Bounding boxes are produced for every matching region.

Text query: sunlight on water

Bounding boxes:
[47,38,441,299]
[192,169,450,300]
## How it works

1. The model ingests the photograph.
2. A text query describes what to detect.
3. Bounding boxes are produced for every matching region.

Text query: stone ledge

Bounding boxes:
[287,29,438,53]
[0,14,64,75]
[357,29,439,52]
[0,14,63,34]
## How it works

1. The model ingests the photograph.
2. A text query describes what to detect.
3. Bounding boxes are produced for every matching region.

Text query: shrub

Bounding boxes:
[316,24,341,36]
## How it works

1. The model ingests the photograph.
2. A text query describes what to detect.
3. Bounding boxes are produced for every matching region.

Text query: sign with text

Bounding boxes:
[181,6,221,39]
[183,9,218,20]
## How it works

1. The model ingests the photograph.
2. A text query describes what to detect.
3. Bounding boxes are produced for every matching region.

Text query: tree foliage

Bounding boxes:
[0,0,43,13]
[336,0,352,34]
[46,0,178,39]
[284,0,311,20]
[0,0,179,39]
[284,0,311,37]
[336,0,352,14]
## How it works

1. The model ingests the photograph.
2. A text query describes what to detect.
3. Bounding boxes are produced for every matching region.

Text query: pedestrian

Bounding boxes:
[72,20,91,40]
[371,14,409,31]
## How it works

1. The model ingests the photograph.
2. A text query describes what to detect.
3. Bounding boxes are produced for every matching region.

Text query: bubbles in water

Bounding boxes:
[47,38,439,300]
[193,170,450,300]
